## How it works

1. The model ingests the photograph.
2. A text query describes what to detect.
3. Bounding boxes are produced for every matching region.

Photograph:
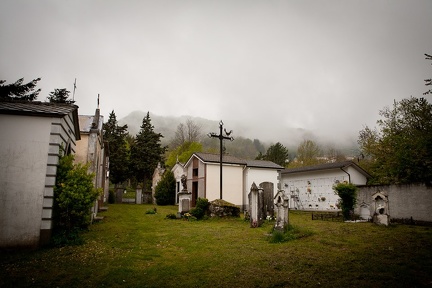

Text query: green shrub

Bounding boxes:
[51,227,84,247]
[108,189,115,204]
[165,213,177,219]
[190,198,210,220]
[333,182,358,220]
[52,153,101,246]
[268,225,313,243]
[145,207,157,214]
[154,170,176,205]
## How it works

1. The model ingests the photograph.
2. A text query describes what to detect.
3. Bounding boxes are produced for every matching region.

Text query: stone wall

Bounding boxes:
[355,184,432,222]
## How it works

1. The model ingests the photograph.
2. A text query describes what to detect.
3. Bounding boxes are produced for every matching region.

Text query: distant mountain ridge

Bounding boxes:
[117,111,358,155]
[118,111,221,145]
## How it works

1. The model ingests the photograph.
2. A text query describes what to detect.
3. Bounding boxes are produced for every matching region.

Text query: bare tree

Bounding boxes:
[326,147,347,162]
[171,118,202,148]
[185,118,201,142]
[296,139,322,166]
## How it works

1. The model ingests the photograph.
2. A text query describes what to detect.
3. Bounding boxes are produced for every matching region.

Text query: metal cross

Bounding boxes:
[208,120,234,199]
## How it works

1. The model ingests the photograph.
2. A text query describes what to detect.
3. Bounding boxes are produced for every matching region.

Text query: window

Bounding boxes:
[193,168,198,177]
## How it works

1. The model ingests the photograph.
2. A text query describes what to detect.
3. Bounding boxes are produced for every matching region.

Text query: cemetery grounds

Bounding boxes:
[1,204,431,287]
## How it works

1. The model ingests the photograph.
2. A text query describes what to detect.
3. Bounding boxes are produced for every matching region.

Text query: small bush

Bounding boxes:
[108,189,115,204]
[154,170,176,205]
[166,213,177,219]
[333,182,358,220]
[145,207,157,214]
[52,153,101,246]
[51,228,84,247]
[183,212,197,221]
[190,198,210,220]
[268,225,313,243]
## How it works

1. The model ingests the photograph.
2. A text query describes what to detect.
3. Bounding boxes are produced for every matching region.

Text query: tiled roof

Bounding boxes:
[0,100,81,140]
[245,160,284,169]
[78,114,104,133]
[195,152,246,165]
[0,101,78,117]
[281,161,371,177]
[192,152,283,169]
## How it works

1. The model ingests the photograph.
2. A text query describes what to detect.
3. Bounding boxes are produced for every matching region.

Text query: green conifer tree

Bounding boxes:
[103,110,130,186]
[130,112,166,190]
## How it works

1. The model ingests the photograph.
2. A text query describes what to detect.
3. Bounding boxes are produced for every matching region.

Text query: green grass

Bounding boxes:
[1,205,432,288]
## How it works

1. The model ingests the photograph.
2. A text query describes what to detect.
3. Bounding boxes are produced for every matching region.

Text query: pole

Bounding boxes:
[208,120,234,200]
[219,122,223,200]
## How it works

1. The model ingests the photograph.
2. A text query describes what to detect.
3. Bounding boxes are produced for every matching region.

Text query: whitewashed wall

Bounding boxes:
[0,111,78,248]
[205,163,243,205]
[0,115,51,248]
[243,167,280,211]
[282,170,348,211]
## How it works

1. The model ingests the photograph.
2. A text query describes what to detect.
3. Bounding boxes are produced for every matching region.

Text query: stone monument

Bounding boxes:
[178,174,191,215]
[248,182,264,227]
[274,190,289,231]
[136,185,142,204]
[372,191,389,226]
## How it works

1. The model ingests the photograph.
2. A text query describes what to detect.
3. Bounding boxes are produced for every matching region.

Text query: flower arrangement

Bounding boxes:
[266,215,274,221]
[183,212,196,221]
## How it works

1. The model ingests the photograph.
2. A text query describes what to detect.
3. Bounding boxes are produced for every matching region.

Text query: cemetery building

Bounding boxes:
[183,152,283,211]
[76,107,109,219]
[0,101,80,248]
[281,161,370,211]
[171,161,186,204]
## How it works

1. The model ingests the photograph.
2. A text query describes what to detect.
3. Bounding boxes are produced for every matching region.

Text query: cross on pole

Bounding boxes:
[208,120,234,199]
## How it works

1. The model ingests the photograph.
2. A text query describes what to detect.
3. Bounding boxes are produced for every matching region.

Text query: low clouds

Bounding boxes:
[1,0,431,147]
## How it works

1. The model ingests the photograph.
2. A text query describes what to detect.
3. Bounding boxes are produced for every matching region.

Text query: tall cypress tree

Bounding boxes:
[130,112,166,190]
[103,110,130,186]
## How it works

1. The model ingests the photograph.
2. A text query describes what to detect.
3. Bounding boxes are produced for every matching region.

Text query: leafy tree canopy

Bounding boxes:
[166,141,203,168]
[288,139,323,168]
[256,142,289,167]
[358,96,432,184]
[0,77,41,101]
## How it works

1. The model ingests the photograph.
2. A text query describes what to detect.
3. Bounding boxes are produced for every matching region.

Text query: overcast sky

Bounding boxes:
[1,0,431,145]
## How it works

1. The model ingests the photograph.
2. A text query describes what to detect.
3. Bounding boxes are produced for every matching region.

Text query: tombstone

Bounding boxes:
[372,191,389,226]
[359,202,371,220]
[248,182,264,228]
[178,192,191,213]
[260,182,275,218]
[274,190,289,231]
[136,185,143,204]
[115,187,123,204]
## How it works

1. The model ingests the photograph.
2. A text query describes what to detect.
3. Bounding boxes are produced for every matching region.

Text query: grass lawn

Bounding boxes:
[1,204,432,288]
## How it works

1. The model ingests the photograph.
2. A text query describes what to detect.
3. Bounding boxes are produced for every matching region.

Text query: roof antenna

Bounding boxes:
[97,93,100,109]
[72,78,77,102]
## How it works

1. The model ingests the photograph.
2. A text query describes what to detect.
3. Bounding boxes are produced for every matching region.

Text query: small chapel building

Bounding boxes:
[183,152,283,212]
